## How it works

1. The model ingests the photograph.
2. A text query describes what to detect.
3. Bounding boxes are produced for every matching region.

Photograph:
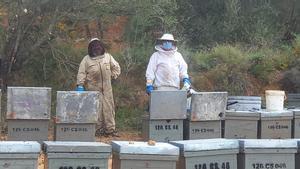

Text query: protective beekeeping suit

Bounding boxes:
[145,33,191,93]
[76,38,121,137]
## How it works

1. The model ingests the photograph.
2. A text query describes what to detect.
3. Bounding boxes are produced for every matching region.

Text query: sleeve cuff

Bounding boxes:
[146,79,153,86]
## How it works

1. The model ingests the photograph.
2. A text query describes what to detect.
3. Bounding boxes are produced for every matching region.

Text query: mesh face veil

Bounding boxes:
[88,39,105,57]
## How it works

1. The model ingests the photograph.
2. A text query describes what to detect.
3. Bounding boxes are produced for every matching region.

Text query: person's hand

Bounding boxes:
[187,88,197,97]
[75,85,85,92]
[146,84,154,95]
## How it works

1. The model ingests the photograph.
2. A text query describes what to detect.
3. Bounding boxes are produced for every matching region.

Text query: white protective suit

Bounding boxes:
[146,45,189,89]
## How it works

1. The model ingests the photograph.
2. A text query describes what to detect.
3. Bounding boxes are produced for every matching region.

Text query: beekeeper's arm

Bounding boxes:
[178,53,190,87]
[76,56,87,91]
[145,53,157,94]
[109,54,121,79]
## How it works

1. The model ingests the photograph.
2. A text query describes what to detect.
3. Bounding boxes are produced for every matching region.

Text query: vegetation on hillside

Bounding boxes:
[0,0,300,131]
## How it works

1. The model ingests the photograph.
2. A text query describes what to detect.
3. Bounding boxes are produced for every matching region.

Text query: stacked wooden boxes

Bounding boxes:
[184,92,227,139]
[7,87,51,141]
[55,91,100,141]
[112,141,179,169]
[225,96,261,139]
[143,90,186,142]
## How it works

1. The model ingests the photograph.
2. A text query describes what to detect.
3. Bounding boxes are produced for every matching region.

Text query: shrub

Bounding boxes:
[191,45,252,95]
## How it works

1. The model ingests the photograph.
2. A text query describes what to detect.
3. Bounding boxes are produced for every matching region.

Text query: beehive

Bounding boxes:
[55,91,100,141]
[44,141,111,169]
[112,141,179,169]
[238,139,297,169]
[224,110,260,139]
[0,141,41,169]
[7,87,51,141]
[259,110,293,139]
[170,139,239,169]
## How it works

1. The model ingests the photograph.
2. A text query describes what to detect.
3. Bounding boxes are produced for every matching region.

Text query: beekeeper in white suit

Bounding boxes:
[145,33,193,94]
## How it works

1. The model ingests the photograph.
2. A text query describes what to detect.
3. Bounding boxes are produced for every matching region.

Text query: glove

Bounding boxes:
[188,88,197,95]
[146,84,154,95]
[182,78,191,89]
[75,85,85,92]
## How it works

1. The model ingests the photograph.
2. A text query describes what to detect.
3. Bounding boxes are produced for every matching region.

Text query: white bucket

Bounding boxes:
[265,90,285,111]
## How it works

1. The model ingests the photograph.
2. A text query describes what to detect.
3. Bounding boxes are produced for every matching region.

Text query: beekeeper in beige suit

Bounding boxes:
[76,38,121,137]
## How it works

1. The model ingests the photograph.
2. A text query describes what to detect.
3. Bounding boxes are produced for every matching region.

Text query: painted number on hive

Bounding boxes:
[194,162,230,169]
[13,127,40,132]
[155,125,178,130]
[252,163,287,169]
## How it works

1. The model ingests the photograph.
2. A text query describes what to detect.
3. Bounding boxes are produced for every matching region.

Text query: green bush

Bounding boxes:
[191,45,251,95]
[248,49,277,83]
[115,106,144,132]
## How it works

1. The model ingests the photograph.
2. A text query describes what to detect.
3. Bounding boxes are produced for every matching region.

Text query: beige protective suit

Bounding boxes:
[77,53,121,133]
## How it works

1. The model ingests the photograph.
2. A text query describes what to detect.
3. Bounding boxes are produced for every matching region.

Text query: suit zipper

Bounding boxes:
[99,62,104,93]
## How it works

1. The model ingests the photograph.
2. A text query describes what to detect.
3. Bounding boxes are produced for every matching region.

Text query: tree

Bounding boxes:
[0,0,131,89]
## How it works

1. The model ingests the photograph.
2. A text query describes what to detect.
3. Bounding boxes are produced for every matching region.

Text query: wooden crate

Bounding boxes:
[224,111,259,139]
[44,141,111,169]
[259,110,293,139]
[170,139,239,169]
[142,117,183,142]
[184,120,222,140]
[0,141,40,169]
[112,141,179,169]
[238,139,297,169]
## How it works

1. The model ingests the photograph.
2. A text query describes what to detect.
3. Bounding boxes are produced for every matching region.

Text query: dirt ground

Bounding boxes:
[37,131,143,169]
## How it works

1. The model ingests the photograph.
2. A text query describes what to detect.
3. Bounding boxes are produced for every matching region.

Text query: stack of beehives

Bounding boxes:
[184,92,228,140]
[55,91,100,141]
[142,90,187,142]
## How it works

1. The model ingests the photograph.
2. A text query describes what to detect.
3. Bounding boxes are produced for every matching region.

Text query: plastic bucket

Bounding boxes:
[265,90,285,111]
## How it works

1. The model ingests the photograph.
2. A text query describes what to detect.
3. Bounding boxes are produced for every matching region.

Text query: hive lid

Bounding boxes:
[228,96,261,101]
[291,109,300,115]
[0,141,40,153]
[259,109,293,117]
[170,139,239,152]
[149,90,187,120]
[240,139,297,149]
[44,141,111,153]
[56,91,100,123]
[7,87,51,120]
[225,110,260,117]
[112,141,179,156]
[190,92,227,121]
[227,100,261,104]
[293,139,300,151]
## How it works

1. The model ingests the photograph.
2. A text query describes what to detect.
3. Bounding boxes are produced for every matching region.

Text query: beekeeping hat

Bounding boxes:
[157,33,177,42]
[90,38,101,43]
[88,37,105,57]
